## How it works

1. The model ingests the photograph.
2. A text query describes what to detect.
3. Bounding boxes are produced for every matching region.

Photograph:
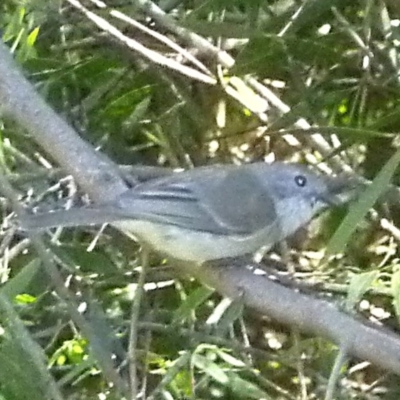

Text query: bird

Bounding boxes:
[21,162,348,263]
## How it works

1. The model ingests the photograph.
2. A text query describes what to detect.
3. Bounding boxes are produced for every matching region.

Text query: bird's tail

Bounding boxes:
[20,206,127,231]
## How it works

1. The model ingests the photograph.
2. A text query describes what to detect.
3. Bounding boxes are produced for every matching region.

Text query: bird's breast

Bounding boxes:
[114,220,277,263]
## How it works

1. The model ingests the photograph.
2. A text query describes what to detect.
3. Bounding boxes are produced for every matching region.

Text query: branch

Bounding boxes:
[66,0,217,85]
[191,262,400,375]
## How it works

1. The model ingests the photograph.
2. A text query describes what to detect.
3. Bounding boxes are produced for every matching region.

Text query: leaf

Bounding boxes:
[0,336,49,400]
[391,268,400,322]
[192,354,228,384]
[216,350,245,367]
[0,294,62,400]
[0,259,41,300]
[326,148,400,255]
[210,298,244,336]
[173,286,214,324]
[27,27,40,47]
[226,372,270,399]
[345,271,379,311]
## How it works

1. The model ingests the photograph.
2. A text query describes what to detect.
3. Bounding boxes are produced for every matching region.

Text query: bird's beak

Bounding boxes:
[322,175,362,207]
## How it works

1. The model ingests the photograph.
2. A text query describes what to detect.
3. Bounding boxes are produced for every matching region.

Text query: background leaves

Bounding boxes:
[2,0,400,399]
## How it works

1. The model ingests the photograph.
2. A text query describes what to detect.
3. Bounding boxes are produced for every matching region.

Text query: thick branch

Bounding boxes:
[190,263,400,375]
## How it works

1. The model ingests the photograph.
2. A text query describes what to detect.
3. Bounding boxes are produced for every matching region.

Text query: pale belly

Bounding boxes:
[114,220,278,263]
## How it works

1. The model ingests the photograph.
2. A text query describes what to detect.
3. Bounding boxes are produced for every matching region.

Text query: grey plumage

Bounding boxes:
[21,162,346,262]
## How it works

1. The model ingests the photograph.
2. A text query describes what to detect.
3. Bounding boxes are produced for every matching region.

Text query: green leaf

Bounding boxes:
[173,286,214,324]
[210,298,244,336]
[192,354,229,384]
[226,372,270,399]
[326,148,400,255]
[391,268,400,322]
[0,336,49,400]
[216,350,245,367]
[0,259,41,300]
[27,27,40,47]
[345,271,379,311]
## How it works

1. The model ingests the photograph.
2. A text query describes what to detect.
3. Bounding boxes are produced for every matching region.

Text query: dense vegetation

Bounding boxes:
[1,0,400,399]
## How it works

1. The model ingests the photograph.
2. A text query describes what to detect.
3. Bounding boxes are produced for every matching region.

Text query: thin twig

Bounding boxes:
[101,4,212,76]
[67,0,217,85]
[129,248,149,399]
[325,348,349,400]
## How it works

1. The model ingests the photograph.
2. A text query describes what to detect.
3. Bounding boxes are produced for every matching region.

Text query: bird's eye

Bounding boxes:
[294,175,307,187]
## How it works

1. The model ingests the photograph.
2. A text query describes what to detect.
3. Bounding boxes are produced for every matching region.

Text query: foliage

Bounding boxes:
[1,0,400,399]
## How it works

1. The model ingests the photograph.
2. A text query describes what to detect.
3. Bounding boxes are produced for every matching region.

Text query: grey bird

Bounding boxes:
[21,162,347,263]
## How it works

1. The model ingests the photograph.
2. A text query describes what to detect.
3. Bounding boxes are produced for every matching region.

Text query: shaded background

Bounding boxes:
[1,0,400,399]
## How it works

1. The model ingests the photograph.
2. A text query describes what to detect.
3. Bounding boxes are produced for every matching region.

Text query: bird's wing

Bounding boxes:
[115,165,278,235]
